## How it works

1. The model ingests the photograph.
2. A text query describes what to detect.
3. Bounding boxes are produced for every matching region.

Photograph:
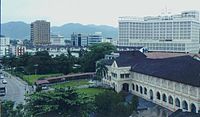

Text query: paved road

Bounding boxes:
[0,71,28,104]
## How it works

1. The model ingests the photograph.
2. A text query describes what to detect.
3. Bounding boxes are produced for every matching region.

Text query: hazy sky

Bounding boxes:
[2,0,200,27]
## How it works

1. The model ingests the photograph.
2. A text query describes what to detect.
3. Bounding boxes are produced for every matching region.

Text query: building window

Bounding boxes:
[132,84,135,90]
[162,94,167,102]
[125,74,130,78]
[168,96,173,105]
[156,92,161,100]
[140,86,143,94]
[120,74,125,78]
[136,85,139,92]
[111,72,117,78]
[175,98,180,107]
[182,100,188,110]
[144,87,147,95]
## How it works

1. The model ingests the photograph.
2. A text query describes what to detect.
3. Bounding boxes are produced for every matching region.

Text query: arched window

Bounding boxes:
[132,84,135,90]
[168,96,173,105]
[190,103,196,113]
[162,94,167,102]
[175,98,180,107]
[182,100,188,110]
[140,86,143,94]
[136,85,139,92]
[149,89,153,100]
[144,87,147,95]
[156,92,161,100]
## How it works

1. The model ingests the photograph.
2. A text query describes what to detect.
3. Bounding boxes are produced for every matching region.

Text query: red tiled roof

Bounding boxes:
[46,72,95,80]
[36,79,49,85]
[145,52,200,59]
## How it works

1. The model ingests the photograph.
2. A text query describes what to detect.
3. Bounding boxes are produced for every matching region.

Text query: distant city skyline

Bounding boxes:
[2,0,200,27]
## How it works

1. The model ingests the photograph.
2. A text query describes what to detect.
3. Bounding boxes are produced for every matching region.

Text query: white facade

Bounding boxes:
[26,46,87,58]
[0,36,10,57]
[118,11,200,53]
[88,32,103,46]
[50,35,65,46]
[103,62,200,114]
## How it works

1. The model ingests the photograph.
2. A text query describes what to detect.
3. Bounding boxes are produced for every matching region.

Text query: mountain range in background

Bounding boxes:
[1,22,118,40]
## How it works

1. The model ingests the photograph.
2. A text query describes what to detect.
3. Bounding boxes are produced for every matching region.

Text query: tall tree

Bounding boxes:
[96,59,108,81]
[24,88,94,117]
[94,91,138,117]
[81,42,116,72]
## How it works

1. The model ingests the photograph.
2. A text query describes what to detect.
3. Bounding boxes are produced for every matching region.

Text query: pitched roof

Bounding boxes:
[103,51,200,87]
[145,52,200,59]
[103,51,147,67]
[131,56,200,87]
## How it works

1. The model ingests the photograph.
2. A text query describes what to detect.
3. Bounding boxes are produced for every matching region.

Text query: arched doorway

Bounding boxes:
[175,98,180,107]
[122,83,129,92]
[190,103,196,113]
[156,92,161,100]
[168,96,173,105]
[140,86,143,94]
[149,89,153,100]
[162,94,167,102]
[182,100,188,110]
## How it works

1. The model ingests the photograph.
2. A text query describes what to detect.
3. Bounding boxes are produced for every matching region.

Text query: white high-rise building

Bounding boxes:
[0,36,10,57]
[118,11,200,53]
[50,35,65,46]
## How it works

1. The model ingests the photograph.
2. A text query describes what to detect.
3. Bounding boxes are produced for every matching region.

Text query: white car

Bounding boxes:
[2,79,7,84]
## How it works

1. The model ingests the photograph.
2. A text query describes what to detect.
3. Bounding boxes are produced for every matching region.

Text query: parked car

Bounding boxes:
[42,86,48,90]
[0,86,6,96]
[0,75,4,79]
[2,79,7,84]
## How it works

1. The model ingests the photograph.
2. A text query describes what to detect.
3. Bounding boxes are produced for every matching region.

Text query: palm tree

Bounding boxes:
[96,60,108,81]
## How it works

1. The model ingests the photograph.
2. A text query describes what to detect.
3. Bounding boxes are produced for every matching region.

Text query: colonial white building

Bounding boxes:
[102,51,200,113]
[118,11,200,53]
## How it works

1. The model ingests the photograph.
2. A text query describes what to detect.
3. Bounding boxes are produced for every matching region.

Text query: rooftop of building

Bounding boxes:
[104,51,200,87]
[119,10,199,22]
[145,52,200,59]
[131,55,200,87]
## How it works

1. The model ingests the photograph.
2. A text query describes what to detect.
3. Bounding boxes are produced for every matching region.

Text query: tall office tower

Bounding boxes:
[31,20,50,45]
[71,33,88,47]
[118,11,200,53]
[88,32,103,46]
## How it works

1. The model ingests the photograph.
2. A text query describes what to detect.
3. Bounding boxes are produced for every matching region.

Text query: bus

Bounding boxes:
[0,86,6,96]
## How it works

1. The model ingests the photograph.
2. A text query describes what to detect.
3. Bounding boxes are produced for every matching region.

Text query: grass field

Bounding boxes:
[51,79,92,88]
[77,88,112,97]
[23,74,62,85]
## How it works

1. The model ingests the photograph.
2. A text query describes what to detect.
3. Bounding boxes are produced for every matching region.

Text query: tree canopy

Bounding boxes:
[80,42,116,72]
[94,91,138,117]
[24,88,94,117]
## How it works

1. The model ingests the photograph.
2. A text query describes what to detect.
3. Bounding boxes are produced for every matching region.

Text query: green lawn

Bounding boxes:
[77,88,111,97]
[52,79,92,88]
[23,74,63,85]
